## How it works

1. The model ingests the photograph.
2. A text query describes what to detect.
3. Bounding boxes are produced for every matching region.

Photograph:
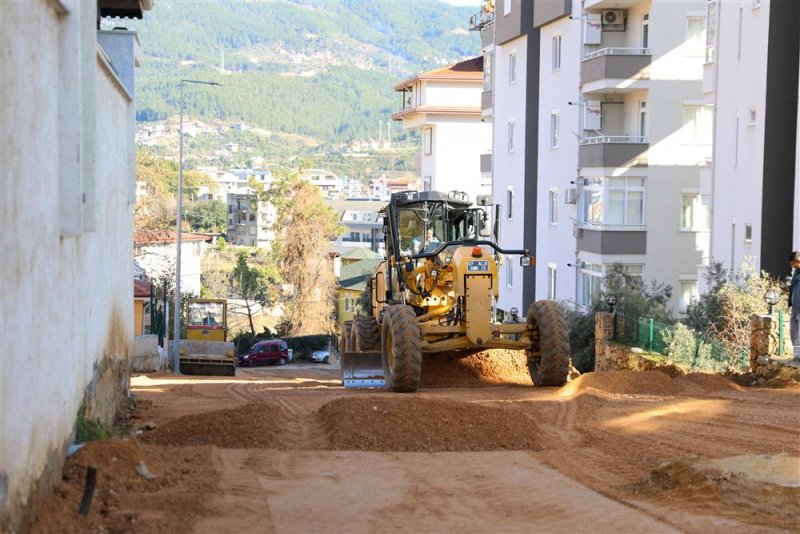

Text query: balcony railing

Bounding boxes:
[580,135,649,145]
[583,47,651,61]
[469,9,495,31]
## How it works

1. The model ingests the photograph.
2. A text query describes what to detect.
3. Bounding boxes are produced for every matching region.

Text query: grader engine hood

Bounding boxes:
[452,246,497,346]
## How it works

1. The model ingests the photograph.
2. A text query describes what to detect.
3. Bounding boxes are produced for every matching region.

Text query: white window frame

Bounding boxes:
[423,176,432,191]
[683,104,713,144]
[680,192,710,231]
[550,111,560,149]
[578,262,603,307]
[678,279,699,315]
[503,0,511,16]
[508,119,516,152]
[509,51,517,84]
[547,264,557,300]
[548,188,558,225]
[748,107,757,126]
[580,177,646,229]
[706,0,717,63]
[507,187,514,220]
[552,34,562,71]
[506,261,513,288]
[687,16,705,56]
[642,12,650,49]
[638,100,648,138]
[423,128,433,156]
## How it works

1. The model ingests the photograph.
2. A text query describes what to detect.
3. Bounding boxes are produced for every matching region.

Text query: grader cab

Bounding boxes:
[340,190,570,392]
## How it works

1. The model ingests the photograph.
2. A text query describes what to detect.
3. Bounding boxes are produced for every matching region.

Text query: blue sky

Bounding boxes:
[441,0,482,6]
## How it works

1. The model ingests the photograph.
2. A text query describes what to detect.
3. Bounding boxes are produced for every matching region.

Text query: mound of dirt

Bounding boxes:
[317,397,540,452]
[559,370,741,397]
[30,440,217,534]
[674,372,743,392]
[421,349,532,388]
[140,404,285,448]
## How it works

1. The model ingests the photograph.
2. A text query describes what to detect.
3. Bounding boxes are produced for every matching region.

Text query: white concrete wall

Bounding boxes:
[707,0,770,274]
[428,118,492,203]
[537,9,581,307]
[1,2,137,529]
[493,35,528,313]
[425,83,481,108]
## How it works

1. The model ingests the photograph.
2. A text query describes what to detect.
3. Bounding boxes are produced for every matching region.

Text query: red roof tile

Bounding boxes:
[134,229,212,245]
[394,57,483,91]
[134,279,153,297]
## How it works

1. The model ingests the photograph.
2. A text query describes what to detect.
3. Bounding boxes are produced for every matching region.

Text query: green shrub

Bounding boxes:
[75,405,110,442]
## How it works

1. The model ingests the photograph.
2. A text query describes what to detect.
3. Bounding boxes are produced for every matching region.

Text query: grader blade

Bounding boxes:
[340,351,385,388]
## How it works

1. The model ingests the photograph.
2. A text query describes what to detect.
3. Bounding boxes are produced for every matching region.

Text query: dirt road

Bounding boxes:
[33,353,800,533]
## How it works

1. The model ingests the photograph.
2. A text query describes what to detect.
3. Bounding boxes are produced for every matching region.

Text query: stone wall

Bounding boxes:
[132,335,163,372]
[594,312,684,375]
[749,313,794,378]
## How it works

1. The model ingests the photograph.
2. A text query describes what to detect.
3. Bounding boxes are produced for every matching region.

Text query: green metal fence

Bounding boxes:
[612,312,749,372]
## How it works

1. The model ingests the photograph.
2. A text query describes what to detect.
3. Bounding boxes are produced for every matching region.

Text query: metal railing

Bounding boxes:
[583,47,652,60]
[469,9,495,31]
[576,221,646,231]
[579,135,649,145]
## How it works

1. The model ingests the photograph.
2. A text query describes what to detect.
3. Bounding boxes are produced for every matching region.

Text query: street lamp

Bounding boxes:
[764,288,779,316]
[606,294,618,314]
[173,79,221,374]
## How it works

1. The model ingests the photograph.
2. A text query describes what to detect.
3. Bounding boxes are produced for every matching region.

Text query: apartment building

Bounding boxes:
[702,0,799,280]
[226,193,275,248]
[472,1,541,313]
[392,57,492,203]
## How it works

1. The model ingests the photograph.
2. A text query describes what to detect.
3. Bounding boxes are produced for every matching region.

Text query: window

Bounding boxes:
[503,0,511,16]
[683,105,713,143]
[680,193,710,231]
[687,17,705,55]
[484,50,493,92]
[548,189,558,225]
[507,188,514,219]
[508,120,516,151]
[752,0,761,8]
[506,262,513,287]
[509,52,517,84]
[550,112,559,148]
[706,0,717,62]
[580,177,645,227]
[423,128,433,155]
[579,262,603,307]
[423,176,432,191]
[552,34,562,70]
[748,107,757,126]
[548,265,557,300]
[678,281,698,314]
[744,223,753,242]
[638,101,648,138]
[642,13,650,49]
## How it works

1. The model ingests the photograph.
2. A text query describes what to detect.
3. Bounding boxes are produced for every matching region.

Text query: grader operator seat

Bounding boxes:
[341,190,570,392]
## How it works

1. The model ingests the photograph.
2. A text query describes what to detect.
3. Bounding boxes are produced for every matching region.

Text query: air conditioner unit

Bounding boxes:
[565,188,579,204]
[601,10,625,30]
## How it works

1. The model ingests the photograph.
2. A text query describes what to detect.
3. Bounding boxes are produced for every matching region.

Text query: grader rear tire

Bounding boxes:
[526,300,570,387]
[381,305,422,393]
[352,316,380,352]
[340,320,353,353]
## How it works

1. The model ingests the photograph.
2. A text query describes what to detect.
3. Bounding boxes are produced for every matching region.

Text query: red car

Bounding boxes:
[239,340,289,367]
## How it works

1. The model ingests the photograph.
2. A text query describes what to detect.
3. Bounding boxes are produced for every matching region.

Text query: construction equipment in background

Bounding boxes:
[179,299,236,376]
[341,190,570,391]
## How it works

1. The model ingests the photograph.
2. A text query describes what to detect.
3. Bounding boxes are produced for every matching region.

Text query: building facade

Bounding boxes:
[392,57,492,204]
[226,193,275,249]
[1,1,153,530]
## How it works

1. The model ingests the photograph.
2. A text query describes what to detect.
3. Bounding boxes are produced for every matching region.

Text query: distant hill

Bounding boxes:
[123,0,479,143]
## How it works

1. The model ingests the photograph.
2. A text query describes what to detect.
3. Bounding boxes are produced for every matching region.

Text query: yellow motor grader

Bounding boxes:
[341,190,570,392]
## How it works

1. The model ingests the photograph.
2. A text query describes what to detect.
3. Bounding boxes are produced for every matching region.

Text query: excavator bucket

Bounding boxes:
[178,340,237,377]
[340,351,385,388]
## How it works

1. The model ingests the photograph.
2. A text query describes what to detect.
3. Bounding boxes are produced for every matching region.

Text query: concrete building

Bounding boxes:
[326,199,386,253]
[1,1,153,530]
[701,0,799,281]
[226,193,275,249]
[392,57,492,204]
[134,230,211,296]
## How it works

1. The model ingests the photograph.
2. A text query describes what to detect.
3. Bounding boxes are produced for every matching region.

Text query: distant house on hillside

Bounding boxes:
[301,168,343,199]
[392,57,491,203]
[326,199,385,253]
[1,1,154,530]
[226,193,275,249]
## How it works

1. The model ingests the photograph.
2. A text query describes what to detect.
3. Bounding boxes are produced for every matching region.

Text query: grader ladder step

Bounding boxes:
[340,351,385,388]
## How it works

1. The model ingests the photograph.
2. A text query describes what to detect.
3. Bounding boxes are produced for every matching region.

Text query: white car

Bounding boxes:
[311,350,330,364]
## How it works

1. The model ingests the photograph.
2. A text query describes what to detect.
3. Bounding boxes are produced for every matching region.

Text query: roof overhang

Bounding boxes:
[99,0,153,19]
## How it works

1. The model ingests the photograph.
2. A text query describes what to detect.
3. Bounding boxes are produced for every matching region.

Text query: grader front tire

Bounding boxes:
[340,320,353,353]
[526,300,570,387]
[351,316,380,352]
[381,306,422,393]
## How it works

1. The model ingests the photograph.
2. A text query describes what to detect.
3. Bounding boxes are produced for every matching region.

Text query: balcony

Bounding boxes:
[469,9,494,31]
[576,227,647,255]
[581,48,651,92]
[579,136,648,168]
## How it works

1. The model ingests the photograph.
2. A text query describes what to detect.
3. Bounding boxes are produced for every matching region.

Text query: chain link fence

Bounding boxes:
[612,312,749,372]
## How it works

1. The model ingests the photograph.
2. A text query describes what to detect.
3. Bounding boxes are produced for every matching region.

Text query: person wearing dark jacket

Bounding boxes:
[789,251,800,358]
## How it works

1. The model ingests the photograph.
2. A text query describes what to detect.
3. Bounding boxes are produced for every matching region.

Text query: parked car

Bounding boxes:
[311,349,330,364]
[239,339,289,367]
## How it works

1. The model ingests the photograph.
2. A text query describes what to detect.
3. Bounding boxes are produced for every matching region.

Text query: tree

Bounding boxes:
[229,250,278,336]
[258,168,344,336]
[186,199,227,233]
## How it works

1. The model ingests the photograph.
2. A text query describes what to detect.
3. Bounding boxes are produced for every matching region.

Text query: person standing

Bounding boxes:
[789,251,800,358]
